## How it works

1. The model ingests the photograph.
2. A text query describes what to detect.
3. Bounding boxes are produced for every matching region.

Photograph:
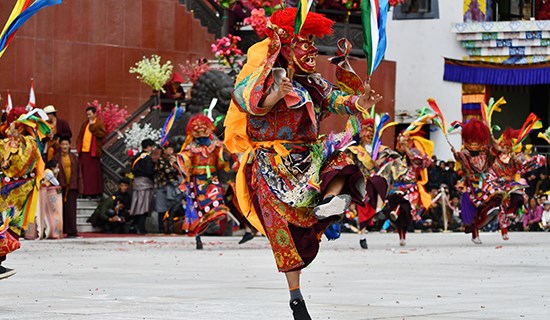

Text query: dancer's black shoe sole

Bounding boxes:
[360,239,368,249]
[290,299,312,320]
[238,232,254,244]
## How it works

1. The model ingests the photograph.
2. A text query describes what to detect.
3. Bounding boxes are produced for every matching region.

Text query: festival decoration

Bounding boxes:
[129,55,173,93]
[87,100,129,135]
[0,0,62,59]
[121,123,161,157]
[211,35,244,72]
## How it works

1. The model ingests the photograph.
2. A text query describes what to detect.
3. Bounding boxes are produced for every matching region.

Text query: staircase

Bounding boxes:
[76,198,101,233]
[180,0,224,38]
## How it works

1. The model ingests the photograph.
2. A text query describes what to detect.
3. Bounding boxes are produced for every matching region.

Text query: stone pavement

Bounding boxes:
[1,232,548,320]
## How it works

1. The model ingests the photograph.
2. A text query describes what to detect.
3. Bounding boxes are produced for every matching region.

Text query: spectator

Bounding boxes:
[128,139,156,234]
[76,106,106,198]
[154,144,182,233]
[537,194,548,207]
[45,133,61,162]
[542,200,550,231]
[90,179,132,233]
[448,194,463,231]
[54,137,81,238]
[535,171,550,196]
[523,197,543,231]
[161,72,186,111]
[525,172,538,198]
[42,160,60,187]
[442,159,459,194]
[43,105,72,139]
[424,187,444,231]
[427,157,442,190]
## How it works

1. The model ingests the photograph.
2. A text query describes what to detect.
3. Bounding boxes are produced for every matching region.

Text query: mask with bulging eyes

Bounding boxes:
[281,35,318,74]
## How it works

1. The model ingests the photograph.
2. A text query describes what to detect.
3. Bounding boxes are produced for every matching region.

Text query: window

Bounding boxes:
[393,0,440,20]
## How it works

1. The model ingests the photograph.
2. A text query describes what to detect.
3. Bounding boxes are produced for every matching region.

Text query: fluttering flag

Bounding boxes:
[160,103,184,146]
[515,113,542,148]
[5,92,13,114]
[371,112,398,160]
[361,0,389,76]
[294,0,314,35]
[26,78,35,110]
[0,0,63,59]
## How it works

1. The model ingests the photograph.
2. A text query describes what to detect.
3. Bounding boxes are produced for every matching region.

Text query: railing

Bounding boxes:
[181,0,224,38]
[101,95,175,195]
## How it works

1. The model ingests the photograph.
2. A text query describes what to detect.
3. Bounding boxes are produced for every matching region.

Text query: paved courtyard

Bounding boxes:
[1,232,548,320]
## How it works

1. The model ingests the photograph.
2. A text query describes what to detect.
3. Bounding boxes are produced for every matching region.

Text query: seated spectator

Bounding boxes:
[542,200,550,231]
[525,172,538,198]
[423,187,444,231]
[89,179,132,233]
[537,194,548,207]
[535,171,550,196]
[523,197,543,231]
[448,194,463,232]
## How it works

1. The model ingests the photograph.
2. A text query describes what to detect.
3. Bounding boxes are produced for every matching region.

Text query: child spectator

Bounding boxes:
[42,160,60,187]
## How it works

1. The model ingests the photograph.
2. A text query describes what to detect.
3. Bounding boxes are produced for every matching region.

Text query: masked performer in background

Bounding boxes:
[376,131,432,247]
[226,8,381,320]
[452,118,502,244]
[0,108,48,279]
[176,114,236,250]
[488,124,545,240]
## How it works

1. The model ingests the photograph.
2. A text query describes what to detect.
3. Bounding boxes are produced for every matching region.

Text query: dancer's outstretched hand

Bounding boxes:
[358,82,382,110]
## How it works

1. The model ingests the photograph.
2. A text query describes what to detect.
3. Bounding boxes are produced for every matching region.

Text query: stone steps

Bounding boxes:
[77,198,103,233]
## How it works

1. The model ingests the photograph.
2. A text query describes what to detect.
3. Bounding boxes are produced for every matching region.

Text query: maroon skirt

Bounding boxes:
[79,152,103,195]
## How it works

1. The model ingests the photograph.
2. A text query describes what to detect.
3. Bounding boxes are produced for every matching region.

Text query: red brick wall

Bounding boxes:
[0,0,214,140]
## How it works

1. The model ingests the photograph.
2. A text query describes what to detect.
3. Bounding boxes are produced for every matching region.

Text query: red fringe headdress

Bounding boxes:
[266,8,334,44]
[499,127,520,147]
[462,118,490,147]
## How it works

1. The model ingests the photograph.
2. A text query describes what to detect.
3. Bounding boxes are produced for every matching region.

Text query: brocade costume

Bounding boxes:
[176,135,231,236]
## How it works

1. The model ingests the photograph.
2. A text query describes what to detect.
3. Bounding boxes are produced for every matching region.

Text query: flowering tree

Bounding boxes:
[129,54,173,93]
[243,8,269,38]
[87,100,129,135]
[211,34,244,72]
[179,59,211,84]
[121,122,161,158]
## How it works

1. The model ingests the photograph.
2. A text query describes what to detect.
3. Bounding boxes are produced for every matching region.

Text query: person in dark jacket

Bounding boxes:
[54,137,81,238]
[128,139,156,234]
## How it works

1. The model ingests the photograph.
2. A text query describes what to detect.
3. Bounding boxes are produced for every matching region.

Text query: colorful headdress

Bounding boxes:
[462,118,490,149]
[266,8,334,44]
[499,127,520,148]
[185,114,215,136]
[361,117,375,128]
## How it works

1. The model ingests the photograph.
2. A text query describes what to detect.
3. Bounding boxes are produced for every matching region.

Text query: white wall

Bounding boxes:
[385,1,466,161]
